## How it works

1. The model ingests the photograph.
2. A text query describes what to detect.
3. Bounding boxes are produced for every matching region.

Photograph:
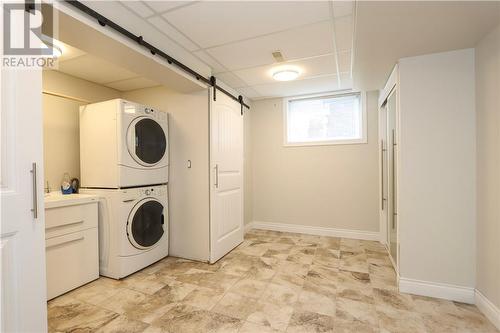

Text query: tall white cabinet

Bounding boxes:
[378,49,476,302]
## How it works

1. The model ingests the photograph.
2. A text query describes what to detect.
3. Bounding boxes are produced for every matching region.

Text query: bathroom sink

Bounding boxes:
[44,192,98,209]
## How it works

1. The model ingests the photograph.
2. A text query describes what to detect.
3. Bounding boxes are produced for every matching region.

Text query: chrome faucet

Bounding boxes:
[45,181,51,194]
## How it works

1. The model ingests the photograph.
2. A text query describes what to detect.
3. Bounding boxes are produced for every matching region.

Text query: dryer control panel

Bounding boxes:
[120,185,168,202]
[122,100,167,122]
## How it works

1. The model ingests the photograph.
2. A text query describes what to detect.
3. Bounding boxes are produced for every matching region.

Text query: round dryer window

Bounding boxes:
[127,198,165,249]
[128,117,167,166]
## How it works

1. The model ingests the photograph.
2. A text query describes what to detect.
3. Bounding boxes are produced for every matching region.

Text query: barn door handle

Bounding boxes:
[214,164,219,188]
[30,162,38,219]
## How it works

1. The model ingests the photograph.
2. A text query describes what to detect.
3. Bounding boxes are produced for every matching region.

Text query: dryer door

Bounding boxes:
[127,198,165,250]
[127,116,167,167]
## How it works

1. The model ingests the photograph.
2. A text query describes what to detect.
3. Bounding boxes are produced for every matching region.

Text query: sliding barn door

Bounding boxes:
[209,91,244,263]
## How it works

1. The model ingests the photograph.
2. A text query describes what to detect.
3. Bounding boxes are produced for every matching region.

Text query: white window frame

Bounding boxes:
[283,91,367,147]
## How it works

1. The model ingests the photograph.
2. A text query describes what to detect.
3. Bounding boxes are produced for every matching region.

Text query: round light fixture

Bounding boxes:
[51,45,63,58]
[41,35,63,58]
[272,69,300,81]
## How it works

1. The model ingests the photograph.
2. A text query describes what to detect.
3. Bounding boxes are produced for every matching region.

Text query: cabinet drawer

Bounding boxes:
[45,202,98,239]
[46,228,99,300]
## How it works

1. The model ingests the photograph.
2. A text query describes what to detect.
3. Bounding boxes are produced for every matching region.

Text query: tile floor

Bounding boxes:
[48,229,499,333]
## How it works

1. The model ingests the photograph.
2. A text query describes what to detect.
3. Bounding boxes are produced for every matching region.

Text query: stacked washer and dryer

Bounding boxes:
[79,99,169,279]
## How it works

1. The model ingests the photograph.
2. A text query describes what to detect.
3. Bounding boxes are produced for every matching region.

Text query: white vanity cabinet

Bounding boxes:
[45,194,99,300]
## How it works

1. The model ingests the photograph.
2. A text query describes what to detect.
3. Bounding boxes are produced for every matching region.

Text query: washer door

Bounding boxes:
[127,116,167,167]
[127,198,165,250]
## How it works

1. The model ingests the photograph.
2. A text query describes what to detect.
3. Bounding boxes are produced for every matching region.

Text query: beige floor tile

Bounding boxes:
[411,294,460,316]
[340,251,369,274]
[271,271,306,292]
[377,307,427,333]
[212,292,259,320]
[260,282,300,307]
[124,295,178,324]
[182,287,226,310]
[246,300,294,331]
[295,288,336,317]
[46,230,498,333]
[95,315,149,333]
[312,248,340,268]
[125,274,168,295]
[244,265,277,281]
[340,239,365,253]
[318,236,341,250]
[152,280,197,303]
[69,278,123,305]
[285,310,334,333]
[99,288,148,314]
[152,304,242,333]
[239,321,283,333]
[336,297,378,327]
[452,302,500,333]
[229,278,269,299]
[306,266,338,289]
[334,318,379,333]
[48,298,118,332]
[373,288,415,313]
[337,270,374,304]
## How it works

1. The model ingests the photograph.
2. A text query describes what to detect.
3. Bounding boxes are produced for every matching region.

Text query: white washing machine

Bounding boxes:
[80,99,169,188]
[80,185,168,279]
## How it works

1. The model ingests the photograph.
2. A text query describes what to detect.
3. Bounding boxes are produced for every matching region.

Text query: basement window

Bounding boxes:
[284,92,366,146]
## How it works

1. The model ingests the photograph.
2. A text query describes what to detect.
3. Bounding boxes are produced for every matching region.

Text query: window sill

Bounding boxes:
[283,139,368,147]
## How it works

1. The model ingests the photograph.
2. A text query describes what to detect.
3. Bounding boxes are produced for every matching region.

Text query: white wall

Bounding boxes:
[250,91,380,234]
[398,49,476,289]
[42,70,121,190]
[475,24,500,310]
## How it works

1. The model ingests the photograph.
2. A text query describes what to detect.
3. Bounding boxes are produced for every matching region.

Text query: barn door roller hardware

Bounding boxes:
[64,0,250,112]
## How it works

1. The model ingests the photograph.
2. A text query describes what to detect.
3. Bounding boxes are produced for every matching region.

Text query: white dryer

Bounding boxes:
[80,185,168,279]
[80,99,169,188]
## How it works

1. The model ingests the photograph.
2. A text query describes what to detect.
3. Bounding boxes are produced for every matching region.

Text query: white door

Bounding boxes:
[0,68,47,331]
[210,91,243,263]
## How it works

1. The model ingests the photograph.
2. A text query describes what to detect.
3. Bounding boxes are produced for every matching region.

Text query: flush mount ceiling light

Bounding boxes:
[41,35,63,58]
[272,69,300,81]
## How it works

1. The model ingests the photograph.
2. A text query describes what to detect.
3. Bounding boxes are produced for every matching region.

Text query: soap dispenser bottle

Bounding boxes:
[61,172,72,194]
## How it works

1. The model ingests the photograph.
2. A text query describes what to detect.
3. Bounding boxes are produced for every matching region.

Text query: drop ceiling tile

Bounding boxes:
[193,50,227,73]
[233,54,337,87]
[334,15,354,52]
[56,41,86,63]
[163,1,331,48]
[251,75,340,98]
[148,16,199,51]
[80,1,211,77]
[143,1,193,14]
[237,86,261,99]
[216,72,248,89]
[57,54,138,84]
[122,1,154,17]
[206,20,334,71]
[332,1,354,18]
[104,77,160,91]
[337,51,351,72]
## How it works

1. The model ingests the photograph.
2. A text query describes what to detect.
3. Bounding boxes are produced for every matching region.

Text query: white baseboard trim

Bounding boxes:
[475,289,500,330]
[399,277,475,304]
[244,222,254,233]
[246,221,380,241]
